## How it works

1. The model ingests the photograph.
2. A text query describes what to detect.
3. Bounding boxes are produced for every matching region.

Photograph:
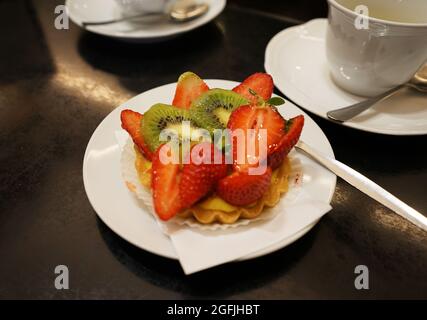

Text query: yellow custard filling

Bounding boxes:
[134,146,291,224]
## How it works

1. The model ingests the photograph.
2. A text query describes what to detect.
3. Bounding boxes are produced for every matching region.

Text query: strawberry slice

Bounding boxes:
[233,73,274,104]
[217,167,272,206]
[121,109,154,160]
[151,144,182,221]
[179,142,229,208]
[227,104,285,172]
[151,142,228,220]
[172,72,209,109]
[268,115,304,170]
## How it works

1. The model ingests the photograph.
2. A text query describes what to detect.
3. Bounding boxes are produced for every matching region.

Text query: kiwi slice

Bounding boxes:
[190,89,248,133]
[141,103,205,153]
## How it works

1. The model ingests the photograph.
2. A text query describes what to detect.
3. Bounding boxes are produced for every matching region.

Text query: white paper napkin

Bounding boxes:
[116,130,332,275]
[159,191,332,275]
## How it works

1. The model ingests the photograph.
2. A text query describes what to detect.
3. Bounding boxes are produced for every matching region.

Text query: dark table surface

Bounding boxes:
[1,0,426,299]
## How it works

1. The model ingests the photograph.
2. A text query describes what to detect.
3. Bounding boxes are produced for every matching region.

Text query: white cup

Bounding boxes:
[326,0,427,97]
[115,0,176,15]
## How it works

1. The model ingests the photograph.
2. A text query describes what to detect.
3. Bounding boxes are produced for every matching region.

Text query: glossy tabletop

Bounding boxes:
[0,0,426,299]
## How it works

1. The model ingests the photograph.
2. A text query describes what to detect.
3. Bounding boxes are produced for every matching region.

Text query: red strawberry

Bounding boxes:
[233,73,274,104]
[151,143,229,220]
[172,72,209,109]
[217,167,272,206]
[151,144,182,221]
[268,115,304,170]
[121,109,154,160]
[179,142,229,208]
[227,104,285,172]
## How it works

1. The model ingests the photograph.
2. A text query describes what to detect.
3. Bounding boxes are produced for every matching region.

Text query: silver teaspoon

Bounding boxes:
[82,2,209,27]
[327,65,427,123]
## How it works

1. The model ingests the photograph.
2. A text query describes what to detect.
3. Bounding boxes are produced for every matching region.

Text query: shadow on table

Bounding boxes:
[324,118,427,174]
[76,21,226,94]
[0,0,56,86]
[96,217,318,298]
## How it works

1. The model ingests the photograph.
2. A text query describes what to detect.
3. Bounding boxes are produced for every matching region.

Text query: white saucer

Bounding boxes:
[66,0,226,43]
[82,79,336,261]
[265,18,427,136]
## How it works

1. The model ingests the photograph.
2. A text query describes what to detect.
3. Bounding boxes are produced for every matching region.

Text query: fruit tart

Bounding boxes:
[121,72,304,225]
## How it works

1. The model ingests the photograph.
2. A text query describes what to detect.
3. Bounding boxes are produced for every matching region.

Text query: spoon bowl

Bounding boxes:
[170,3,209,22]
[409,65,427,92]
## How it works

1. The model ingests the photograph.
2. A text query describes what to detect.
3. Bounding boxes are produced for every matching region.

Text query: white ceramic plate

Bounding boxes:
[66,0,226,43]
[265,18,427,136]
[82,80,336,260]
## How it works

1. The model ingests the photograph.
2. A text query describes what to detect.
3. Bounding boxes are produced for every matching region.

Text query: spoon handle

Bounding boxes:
[82,12,161,27]
[296,141,427,232]
[326,84,405,123]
